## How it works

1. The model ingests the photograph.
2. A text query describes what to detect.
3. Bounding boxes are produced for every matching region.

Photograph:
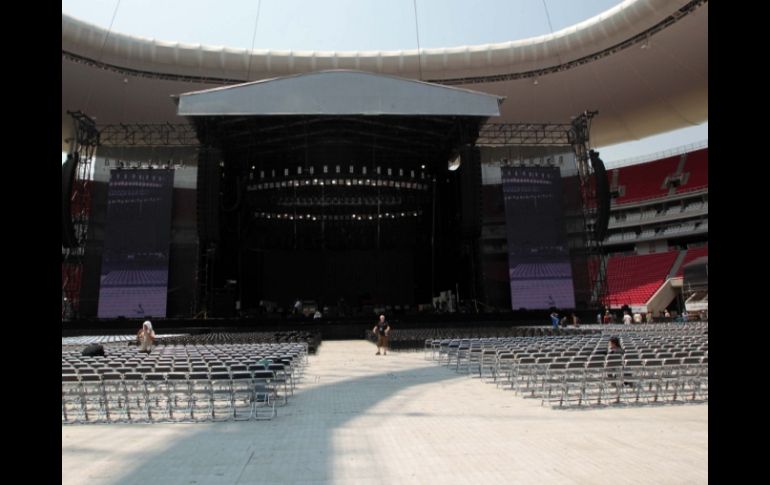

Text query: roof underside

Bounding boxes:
[62,0,707,151]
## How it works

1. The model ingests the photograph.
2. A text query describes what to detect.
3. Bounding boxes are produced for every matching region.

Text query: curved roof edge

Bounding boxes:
[62,0,696,81]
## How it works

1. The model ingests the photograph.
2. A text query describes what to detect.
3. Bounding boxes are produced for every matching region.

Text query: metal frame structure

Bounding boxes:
[97,122,571,148]
[477,123,571,146]
[567,111,608,308]
[62,111,99,320]
[98,123,199,147]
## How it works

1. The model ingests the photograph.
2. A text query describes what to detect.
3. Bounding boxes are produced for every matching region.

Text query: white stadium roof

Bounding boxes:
[62,0,707,150]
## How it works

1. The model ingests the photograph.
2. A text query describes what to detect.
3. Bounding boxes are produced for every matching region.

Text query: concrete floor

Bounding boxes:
[62,340,708,484]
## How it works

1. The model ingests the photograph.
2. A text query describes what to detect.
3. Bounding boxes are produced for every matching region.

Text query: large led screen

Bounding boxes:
[502,166,575,309]
[97,169,174,318]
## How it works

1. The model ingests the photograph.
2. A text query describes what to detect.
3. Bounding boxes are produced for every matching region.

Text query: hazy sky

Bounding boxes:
[62,0,707,163]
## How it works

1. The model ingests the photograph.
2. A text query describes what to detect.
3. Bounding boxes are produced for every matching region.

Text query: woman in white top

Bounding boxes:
[137,320,156,353]
[622,312,632,325]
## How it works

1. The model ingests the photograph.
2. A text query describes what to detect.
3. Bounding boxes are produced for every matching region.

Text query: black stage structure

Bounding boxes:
[178,71,503,318]
[63,71,611,335]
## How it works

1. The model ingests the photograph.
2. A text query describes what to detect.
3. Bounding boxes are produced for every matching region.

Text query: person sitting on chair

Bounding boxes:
[137,320,156,353]
[608,336,624,354]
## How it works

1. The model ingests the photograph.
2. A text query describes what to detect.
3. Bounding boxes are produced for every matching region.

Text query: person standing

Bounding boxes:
[293,298,302,315]
[550,311,560,329]
[622,312,632,325]
[372,314,390,355]
[603,310,612,324]
[571,313,580,327]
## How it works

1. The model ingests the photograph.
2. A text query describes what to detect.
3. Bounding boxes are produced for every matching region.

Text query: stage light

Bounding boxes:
[448,153,461,171]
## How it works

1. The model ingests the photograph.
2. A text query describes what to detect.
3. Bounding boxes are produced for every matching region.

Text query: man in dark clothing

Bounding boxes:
[372,314,390,355]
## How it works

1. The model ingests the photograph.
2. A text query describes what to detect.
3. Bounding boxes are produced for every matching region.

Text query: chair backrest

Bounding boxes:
[144,372,166,382]
[166,372,188,382]
[252,370,275,380]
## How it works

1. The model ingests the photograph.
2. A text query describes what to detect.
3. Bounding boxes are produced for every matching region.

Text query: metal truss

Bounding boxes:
[568,110,608,308]
[477,123,572,146]
[98,123,199,146]
[96,122,575,148]
[62,111,99,320]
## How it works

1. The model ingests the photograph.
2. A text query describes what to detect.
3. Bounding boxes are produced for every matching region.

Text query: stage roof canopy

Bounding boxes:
[176,70,503,118]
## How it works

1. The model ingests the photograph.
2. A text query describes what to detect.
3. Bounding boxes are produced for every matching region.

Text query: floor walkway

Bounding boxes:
[62,340,708,484]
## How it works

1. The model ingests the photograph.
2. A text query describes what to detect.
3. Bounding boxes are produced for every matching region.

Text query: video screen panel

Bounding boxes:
[97,169,174,318]
[502,166,575,309]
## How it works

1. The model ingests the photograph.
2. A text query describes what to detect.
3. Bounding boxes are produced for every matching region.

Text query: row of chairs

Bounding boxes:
[62,343,308,360]
[425,333,707,408]
[62,362,297,396]
[537,356,709,407]
[370,327,601,351]
[425,336,706,373]
[62,343,309,424]
[475,348,706,380]
[62,368,295,424]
